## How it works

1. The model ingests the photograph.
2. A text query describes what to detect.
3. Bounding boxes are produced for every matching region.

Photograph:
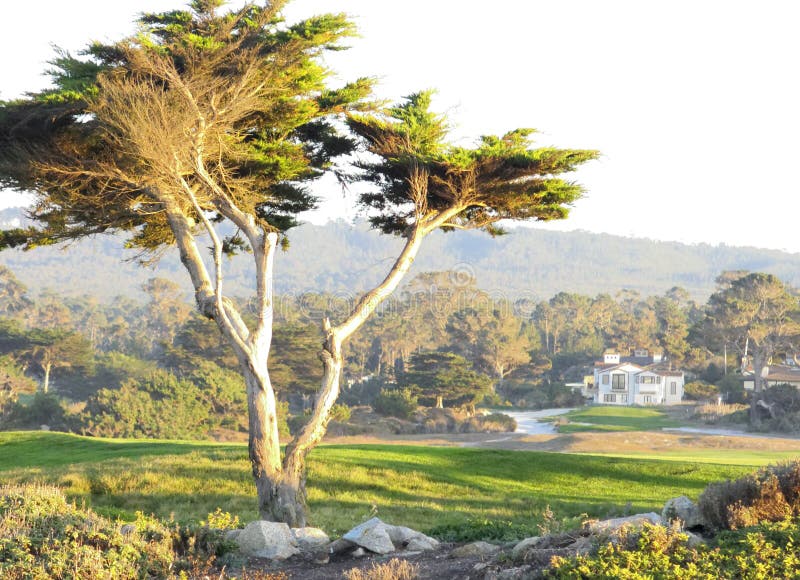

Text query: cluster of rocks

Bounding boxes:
[220,495,708,578]
[465,496,708,579]
[229,516,439,563]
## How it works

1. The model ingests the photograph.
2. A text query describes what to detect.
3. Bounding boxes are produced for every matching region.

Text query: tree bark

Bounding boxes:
[750,350,765,424]
[42,361,51,394]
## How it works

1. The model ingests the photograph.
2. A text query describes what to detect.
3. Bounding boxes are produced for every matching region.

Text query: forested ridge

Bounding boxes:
[2,208,799,301]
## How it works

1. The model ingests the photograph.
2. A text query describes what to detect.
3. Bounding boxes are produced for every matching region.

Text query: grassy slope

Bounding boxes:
[557,406,684,433]
[0,431,763,536]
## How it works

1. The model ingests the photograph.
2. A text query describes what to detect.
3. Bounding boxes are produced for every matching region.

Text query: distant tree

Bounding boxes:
[26,329,95,394]
[449,303,532,384]
[0,266,31,318]
[141,278,192,354]
[400,351,492,410]
[704,273,800,422]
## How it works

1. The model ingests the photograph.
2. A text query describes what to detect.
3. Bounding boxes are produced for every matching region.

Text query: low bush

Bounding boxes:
[547,519,800,579]
[0,484,175,579]
[0,484,255,579]
[698,459,800,530]
[683,380,719,401]
[373,388,418,420]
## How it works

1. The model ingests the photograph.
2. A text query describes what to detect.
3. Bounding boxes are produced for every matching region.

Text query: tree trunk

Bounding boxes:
[750,350,765,424]
[42,361,51,394]
[435,395,444,409]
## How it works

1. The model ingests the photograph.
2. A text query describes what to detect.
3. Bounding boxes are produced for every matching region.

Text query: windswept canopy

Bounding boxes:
[348,91,599,236]
[0,0,373,252]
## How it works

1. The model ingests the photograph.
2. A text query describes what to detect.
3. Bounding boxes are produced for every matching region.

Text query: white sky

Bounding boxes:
[2,1,799,252]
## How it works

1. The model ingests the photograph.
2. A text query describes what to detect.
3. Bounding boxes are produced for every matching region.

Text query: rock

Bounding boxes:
[496,566,535,579]
[327,538,356,555]
[510,536,543,562]
[405,535,439,551]
[237,521,299,560]
[684,530,707,548]
[586,512,662,534]
[451,541,501,559]
[224,529,242,543]
[386,525,419,546]
[292,527,330,553]
[566,536,594,556]
[120,524,136,537]
[662,496,705,529]
[342,517,395,555]
[351,547,367,558]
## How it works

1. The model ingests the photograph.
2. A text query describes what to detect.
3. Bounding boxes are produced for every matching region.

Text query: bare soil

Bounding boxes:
[243,545,501,579]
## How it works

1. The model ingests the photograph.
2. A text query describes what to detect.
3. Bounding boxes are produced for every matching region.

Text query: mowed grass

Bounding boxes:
[558,405,683,432]
[0,431,760,537]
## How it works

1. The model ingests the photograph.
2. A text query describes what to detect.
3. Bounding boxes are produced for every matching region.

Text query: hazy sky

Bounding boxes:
[2,1,799,252]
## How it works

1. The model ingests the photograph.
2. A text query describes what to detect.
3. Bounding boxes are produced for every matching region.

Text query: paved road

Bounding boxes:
[501,408,576,435]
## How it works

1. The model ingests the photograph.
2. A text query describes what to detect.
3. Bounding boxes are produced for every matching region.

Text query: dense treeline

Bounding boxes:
[1,263,799,438]
[4,209,800,303]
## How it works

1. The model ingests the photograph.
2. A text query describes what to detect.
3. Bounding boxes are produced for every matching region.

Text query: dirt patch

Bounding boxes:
[324,429,800,457]
[244,546,489,579]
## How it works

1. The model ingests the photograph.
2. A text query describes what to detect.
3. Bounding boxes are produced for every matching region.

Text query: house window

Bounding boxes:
[620,394,628,403]
[603,394,616,403]
[612,374,626,390]
[639,376,656,384]
[643,395,653,404]
[657,376,662,384]
[602,375,609,385]
[670,381,677,395]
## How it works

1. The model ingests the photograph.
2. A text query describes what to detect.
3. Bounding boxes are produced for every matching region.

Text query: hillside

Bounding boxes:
[2,207,800,301]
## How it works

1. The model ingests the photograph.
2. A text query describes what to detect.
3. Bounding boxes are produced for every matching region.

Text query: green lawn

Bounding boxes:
[557,405,684,432]
[0,431,758,537]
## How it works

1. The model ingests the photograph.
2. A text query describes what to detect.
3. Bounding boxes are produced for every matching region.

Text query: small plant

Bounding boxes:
[202,507,240,530]
[343,558,419,580]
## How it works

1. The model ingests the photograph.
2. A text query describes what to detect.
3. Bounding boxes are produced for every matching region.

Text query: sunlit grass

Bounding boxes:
[0,431,756,536]
[558,405,684,432]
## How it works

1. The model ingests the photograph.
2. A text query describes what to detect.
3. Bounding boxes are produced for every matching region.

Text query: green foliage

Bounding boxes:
[373,388,418,419]
[0,484,175,579]
[683,380,720,401]
[548,519,800,579]
[429,517,540,543]
[400,351,492,409]
[0,1,372,251]
[82,370,209,439]
[329,403,352,423]
[2,392,69,430]
[349,93,598,236]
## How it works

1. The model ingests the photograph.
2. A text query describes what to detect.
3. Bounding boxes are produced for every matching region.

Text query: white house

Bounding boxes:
[742,365,800,391]
[591,350,684,406]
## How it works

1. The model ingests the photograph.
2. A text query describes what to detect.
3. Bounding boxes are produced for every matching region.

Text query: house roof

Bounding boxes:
[596,362,683,377]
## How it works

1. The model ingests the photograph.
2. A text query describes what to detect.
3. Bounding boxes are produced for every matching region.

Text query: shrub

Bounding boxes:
[547,519,800,579]
[343,558,419,580]
[81,370,209,439]
[2,391,70,430]
[373,388,418,419]
[330,402,352,423]
[0,484,175,579]
[683,380,719,401]
[698,460,800,530]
